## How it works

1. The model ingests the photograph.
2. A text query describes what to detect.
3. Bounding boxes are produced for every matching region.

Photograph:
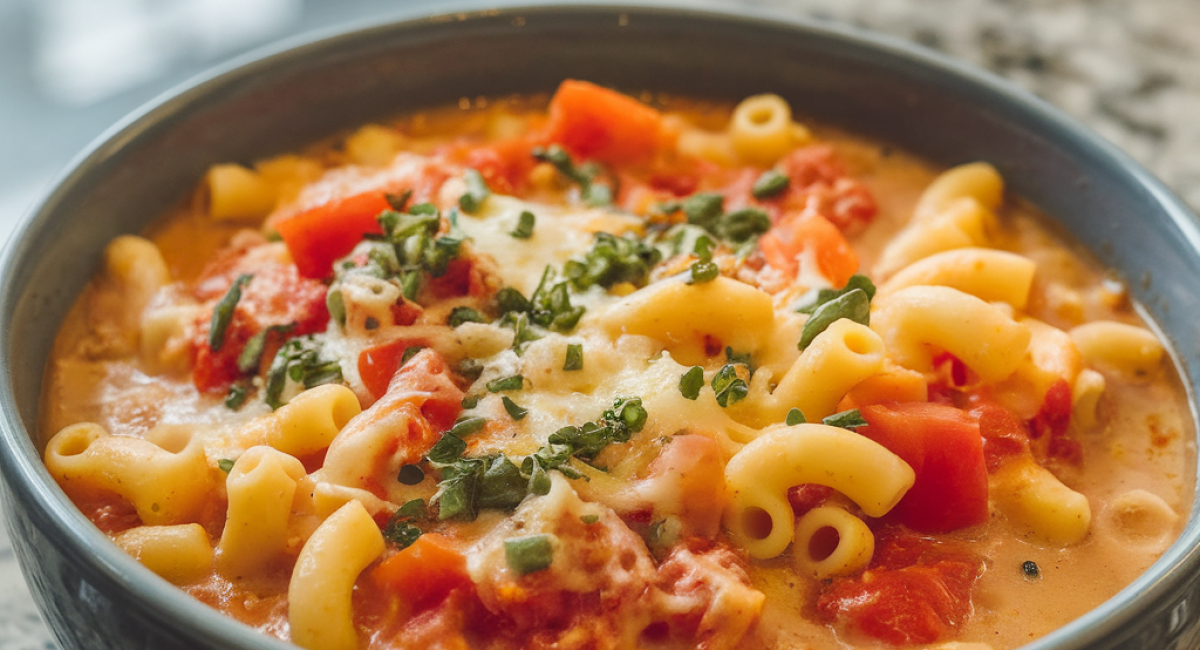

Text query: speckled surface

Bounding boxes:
[2,1,1198,648]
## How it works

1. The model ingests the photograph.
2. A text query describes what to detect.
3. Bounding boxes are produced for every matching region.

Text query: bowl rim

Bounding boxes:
[2,2,1199,649]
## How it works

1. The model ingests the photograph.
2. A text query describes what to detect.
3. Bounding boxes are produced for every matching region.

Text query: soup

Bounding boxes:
[39,80,1194,650]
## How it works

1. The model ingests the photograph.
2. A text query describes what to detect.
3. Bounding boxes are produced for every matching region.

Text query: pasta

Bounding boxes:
[39,80,1192,650]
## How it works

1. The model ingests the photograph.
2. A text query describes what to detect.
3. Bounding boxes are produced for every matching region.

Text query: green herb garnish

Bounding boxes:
[208,274,252,351]
[381,499,427,549]
[532,144,614,206]
[687,234,719,285]
[224,384,250,411]
[679,366,704,400]
[711,365,749,408]
[564,232,662,291]
[458,169,491,213]
[823,408,868,430]
[786,407,806,426]
[798,288,872,350]
[501,396,528,421]
[448,306,488,327]
[797,275,877,314]
[505,534,554,575]
[563,343,584,371]
[263,335,342,410]
[752,169,789,199]
[217,458,235,473]
[487,375,525,393]
[510,210,536,239]
[447,415,487,439]
[237,323,296,374]
[400,346,424,365]
[326,289,346,327]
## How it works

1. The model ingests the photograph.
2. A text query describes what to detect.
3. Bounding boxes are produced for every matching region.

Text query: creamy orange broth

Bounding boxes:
[39,87,1194,650]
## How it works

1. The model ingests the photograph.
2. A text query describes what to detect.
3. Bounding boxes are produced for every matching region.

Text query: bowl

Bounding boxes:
[3,3,1200,649]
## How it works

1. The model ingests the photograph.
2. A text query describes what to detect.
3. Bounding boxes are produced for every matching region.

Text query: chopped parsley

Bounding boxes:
[263,335,342,410]
[448,306,488,327]
[224,383,250,410]
[505,534,554,575]
[208,274,252,351]
[797,275,877,350]
[823,408,868,430]
[686,234,719,285]
[426,398,646,521]
[326,289,346,327]
[532,144,614,206]
[563,343,584,371]
[400,345,424,365]
[446,415,487,439]
[564,232,662,291]
[786,407,806,426]
[217,458,235,473]
[486,374,525,393]
[501,396,528,421]
[381,499,427,549]
[798,274,877,314]
[679,366,704,400]
[495,287,531,315]
[751,169,789,199]
[458,168,491,214]
[525,267,587,333]
[456,358,484,383]
[711,364,749,407]
[662,193,771,245]
[333,202,466,305]
[510,210,536,239]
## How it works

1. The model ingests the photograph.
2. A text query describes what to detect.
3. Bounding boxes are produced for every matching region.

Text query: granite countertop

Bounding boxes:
[2,0,1198,648]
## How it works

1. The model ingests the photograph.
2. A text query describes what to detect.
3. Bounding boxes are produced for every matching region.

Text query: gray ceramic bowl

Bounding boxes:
[2,3,1199,649]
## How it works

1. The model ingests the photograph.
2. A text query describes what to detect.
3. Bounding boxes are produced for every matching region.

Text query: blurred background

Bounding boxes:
[0,0,1198,648]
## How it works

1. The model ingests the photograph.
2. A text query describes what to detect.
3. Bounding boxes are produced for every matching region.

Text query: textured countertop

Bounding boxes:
[3,0,1199,648]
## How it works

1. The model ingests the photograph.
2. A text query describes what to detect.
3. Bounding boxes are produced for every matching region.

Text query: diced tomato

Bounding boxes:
[191,262,329,393]
[390,299,423,327]
[274,191,391,279]
[544,79,663,166]
[859,402,988,533]
[778,145,877,231]
[192,313,255,392]
[1029,378,1072,439]
[357,338,430,402]
[818,529,983,645]
[425,259,480,300]
[462,136,539,195]
[649,172,699,197]
[759,212,858,287]
[969,400,1030,471]
[357,347,463,432]
[787,484,834,518]
[371,534,472,612]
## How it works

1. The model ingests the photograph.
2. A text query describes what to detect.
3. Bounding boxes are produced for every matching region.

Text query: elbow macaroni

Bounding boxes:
[217,446,307,578]
[45,422,212,526]
[792,506,875,579]
[725,423,915,559]
[289,500,385,650]
[734,319,885,426]
[871,285,1031,383]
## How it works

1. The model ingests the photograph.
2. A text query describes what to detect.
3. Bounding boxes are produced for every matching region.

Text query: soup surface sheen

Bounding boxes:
[40,81,1195,650]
